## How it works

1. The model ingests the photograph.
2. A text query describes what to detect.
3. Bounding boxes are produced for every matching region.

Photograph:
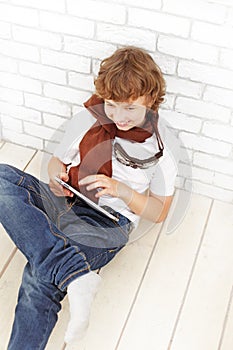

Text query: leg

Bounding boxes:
[0,164,132,345]
[8,263,65,350]
[0,164,91,290]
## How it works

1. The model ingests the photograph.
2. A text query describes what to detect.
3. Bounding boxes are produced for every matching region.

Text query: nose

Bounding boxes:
[111,106,126,122]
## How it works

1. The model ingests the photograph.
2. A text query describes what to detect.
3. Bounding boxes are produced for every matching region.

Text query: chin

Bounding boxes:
[116,125,133,131]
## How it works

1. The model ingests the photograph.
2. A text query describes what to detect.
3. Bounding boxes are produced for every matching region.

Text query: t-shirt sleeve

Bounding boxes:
[53,110,95,165]
[149,147,178,197]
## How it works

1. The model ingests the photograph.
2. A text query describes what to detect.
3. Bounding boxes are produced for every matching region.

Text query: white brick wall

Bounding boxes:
[0,0,232,204]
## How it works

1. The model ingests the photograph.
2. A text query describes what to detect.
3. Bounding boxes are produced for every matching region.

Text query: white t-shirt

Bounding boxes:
[54,110,178,227]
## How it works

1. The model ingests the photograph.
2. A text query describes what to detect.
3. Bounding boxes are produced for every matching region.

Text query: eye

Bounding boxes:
[126,107,136,111]
[106,103,115,108]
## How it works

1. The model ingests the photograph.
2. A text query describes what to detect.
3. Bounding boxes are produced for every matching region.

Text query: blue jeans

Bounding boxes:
[0,164,133,350]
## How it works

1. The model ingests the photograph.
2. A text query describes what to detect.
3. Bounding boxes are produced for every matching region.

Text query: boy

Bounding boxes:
[0,46,177,348]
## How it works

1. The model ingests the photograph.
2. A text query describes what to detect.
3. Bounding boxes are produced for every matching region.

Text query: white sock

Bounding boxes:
[64,271,102,344]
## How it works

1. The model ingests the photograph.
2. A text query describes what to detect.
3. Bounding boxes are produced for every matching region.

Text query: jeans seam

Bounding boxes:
[27,184,57,214]
[26,189,69,249]
[88,251,108,265]
[17,175,24,186]
[58,247,91,290]
[26,190,91,290]
[112,219,129,239]
[56,198,77,229]
[38,303,54,350]
[58,267,90,290]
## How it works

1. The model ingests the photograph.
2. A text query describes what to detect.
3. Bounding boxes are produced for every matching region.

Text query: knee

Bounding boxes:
[0,164,23,186]
[0,163,15,180]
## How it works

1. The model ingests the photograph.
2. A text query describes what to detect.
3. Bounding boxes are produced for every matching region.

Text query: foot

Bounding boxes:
[64,271,102,343]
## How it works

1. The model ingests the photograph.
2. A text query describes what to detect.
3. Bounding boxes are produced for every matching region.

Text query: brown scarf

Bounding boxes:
[68,94,163,202]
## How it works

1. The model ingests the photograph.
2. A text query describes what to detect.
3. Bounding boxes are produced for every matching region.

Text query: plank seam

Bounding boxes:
[114,219,166,350]
[217,283,233,350]
[167,198,214,350]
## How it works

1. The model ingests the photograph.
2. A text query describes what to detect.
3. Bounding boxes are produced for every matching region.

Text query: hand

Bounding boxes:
[79,174,120,198]
[49,172,74,197]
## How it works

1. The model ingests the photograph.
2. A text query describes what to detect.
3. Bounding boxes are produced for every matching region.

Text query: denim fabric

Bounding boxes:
[0,164,133,350]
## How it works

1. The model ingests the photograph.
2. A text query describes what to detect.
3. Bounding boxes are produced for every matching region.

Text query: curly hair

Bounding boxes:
[94,46,166,111]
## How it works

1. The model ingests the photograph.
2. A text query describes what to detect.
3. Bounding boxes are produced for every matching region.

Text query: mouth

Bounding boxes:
[116,122,131,128]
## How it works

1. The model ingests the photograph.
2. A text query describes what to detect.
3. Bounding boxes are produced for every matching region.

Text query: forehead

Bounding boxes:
[105,95,147,106]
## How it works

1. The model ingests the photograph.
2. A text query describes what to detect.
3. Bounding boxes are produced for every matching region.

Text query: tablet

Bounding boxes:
[54,176,119,222]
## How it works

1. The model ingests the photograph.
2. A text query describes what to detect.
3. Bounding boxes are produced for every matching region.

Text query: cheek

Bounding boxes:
[133,109,146,123]
[104,106,114,119]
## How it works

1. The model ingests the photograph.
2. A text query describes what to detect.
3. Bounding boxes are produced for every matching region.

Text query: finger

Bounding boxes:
[86,181,106,191]
[50,181,73,197]
[95,188,110,198]
[59,172,69,182]
[79,174,105,185]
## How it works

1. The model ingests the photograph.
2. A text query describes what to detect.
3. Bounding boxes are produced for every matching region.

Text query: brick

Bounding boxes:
[202,121,233,144]
[203,86,233,109]
[0,39,40,62]
[160,110,202,133]
[43,113,68,131]
[0,21,11,39]
[68,72,94,91]
[64,36,116,60]
[67,0,126,24]
[19,62,66,84]
[111,0,161,9]
[40,12,94,38]
[179,146,193,164]
[161,94,175,110]
[128,8,190,38]
[185,179,233,202]
[0,101,42,123]
[158,35,218,64]
[175,97,231,123]
[11,0,66,13]
[25,93,71,117]
[179,131,231,157]
[179,163,214,184]
[0,56,18,73]
[96,23,156,51]
[220,48,233,70]
[92,59,101,76]
[209,0,233,5]
[0,3,39,27]
[2,129,43,150]
[178,60,233,90]
[165,76,203,99]
[44,140,60,154]
[0,71,42,94]
[1,115,23,132]
[213,172,233,191]
[163,0,226,24]
[175,176,185,189]
[153,52,177,75]
[0,86,23,105]
[227,7,233,26]
[44,83,91,105]
[13,26,62,50]
[24,121,64,142]
[72,105,85,116]
[41,49,91,73]
[191,21,233,49]
[193,152,233,175]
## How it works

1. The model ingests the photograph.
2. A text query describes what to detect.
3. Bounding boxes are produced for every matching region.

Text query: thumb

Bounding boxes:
[59,172,69,182]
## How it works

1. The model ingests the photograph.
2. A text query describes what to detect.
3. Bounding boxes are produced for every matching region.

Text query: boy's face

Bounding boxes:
[104,96,150,131]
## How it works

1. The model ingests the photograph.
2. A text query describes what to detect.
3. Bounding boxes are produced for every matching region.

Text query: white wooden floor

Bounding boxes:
[0,141,233,350]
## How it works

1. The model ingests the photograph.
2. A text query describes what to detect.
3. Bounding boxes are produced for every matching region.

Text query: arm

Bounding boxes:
[79,175,173,223]
[120,188,173,223]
